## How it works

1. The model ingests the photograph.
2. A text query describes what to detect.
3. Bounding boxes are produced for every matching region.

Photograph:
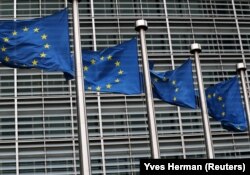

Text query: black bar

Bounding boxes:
[140,159,249,175]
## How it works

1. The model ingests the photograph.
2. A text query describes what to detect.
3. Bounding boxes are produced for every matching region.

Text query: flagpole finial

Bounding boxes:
[190,43,202,54]
[237,62,246,71]
[69,0,82,3]
[135,19,148,32]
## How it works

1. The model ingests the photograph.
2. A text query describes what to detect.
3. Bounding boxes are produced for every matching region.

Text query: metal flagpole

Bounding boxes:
[69,0,91,174]
[237,63,250,133]
[135,20,160,159]
[190,43,214,159]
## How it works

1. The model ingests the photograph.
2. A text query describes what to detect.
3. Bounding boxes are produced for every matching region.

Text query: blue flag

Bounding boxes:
[82,38,142,95]
[0,9,74,79]
[150,59,196,109]
[205,76,247,132]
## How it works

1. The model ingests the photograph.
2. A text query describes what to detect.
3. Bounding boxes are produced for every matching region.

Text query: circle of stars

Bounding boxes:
[1,25,50,67]
[83,54,124,91]
[152,75,180,103]
[207,93,226,117]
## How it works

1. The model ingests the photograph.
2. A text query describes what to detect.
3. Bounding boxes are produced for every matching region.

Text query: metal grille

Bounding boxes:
[0,0,250,174]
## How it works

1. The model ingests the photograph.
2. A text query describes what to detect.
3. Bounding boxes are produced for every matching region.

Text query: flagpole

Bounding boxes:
[69,0,91,174]
[237,63,250,133]
[190,43,214,159]
[135,20,160,159]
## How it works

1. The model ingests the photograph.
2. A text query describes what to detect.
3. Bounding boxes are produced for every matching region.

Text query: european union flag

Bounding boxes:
[205,76,247,132]
[150,59,196,109]
[0,9,74,79]
[82,38,142,95]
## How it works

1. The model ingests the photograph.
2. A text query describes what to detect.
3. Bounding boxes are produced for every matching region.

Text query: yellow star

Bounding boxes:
[91,59,96,65]
[41,34,47,40]
[3,37,9,42]
[32,59,38,66]
[12,30,17,36]
[173,97,177,101]
[23,27,29,32]
[1,46,6,52]
[107,55,112,60]
[87,86,92,90]
[34,27,39,32]
[100,56,104,61]
[115,61,120,67]
[96,86,101,91]
[218,96,223,101]
[207,94,212,99]
[118,70,124,75]
[4,56,9,62]
[172,80,176,85]
[40,52,46,58]
[83,66,88,71]
[175,88,179,92]
[44,43,50,49]
[213,93,216,97]
[154,78,158,82]
[221,112,225,116]
[115,78,120,83]
[106,84,112,89]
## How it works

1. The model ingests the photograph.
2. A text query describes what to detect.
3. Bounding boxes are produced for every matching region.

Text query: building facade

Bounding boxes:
[1,0,250,174]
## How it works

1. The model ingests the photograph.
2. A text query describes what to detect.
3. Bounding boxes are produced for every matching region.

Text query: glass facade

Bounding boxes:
[0,0,250,174]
